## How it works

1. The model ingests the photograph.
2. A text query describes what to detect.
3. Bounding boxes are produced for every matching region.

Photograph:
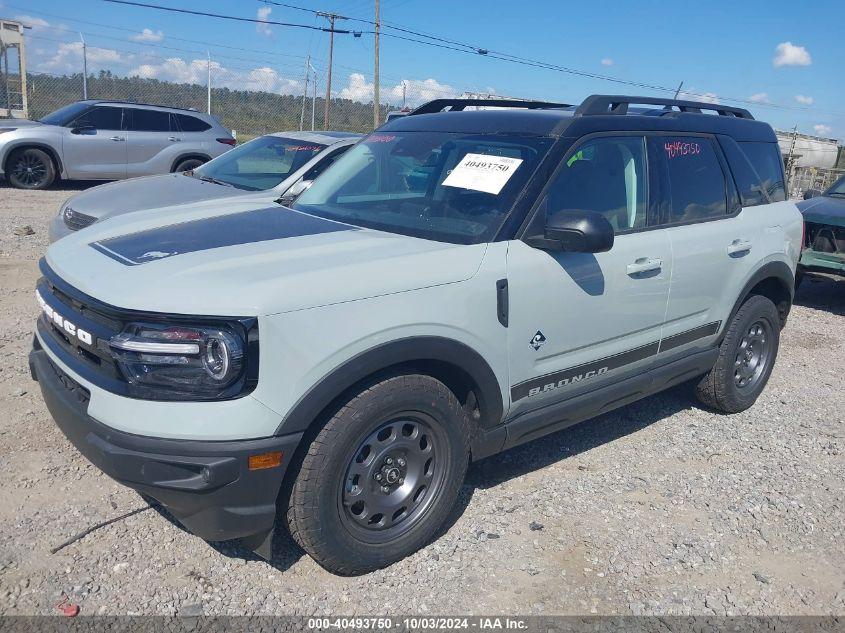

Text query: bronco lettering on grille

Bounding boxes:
[36,290,93,346]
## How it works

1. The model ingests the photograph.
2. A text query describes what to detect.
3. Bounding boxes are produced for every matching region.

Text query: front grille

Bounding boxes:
[63,207,97,231]
[36,271,128,394]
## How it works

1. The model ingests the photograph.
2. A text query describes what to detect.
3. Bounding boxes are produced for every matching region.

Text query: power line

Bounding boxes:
[100,0,356,34]
[256,0,843,117]
[97,0,842,117]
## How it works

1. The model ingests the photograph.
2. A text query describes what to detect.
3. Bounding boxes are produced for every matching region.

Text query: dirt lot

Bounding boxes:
[0,184,842,616]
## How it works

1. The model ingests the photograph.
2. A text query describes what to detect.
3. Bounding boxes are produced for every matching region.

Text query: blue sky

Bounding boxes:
[4,0,843,139]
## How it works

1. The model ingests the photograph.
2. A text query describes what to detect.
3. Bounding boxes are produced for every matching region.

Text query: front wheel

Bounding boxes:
[695,295,781,413]
[286,374,470,575]
[7,148,56,189]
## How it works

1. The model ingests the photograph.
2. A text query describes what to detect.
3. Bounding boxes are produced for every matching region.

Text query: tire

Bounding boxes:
[173,157,205,173]
[7,147,56,190]
[695,295,781,413]
[286,374,470,575]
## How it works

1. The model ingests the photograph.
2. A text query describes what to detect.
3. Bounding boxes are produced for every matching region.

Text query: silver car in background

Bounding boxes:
[0,100,235,190]
[49,131,361,242]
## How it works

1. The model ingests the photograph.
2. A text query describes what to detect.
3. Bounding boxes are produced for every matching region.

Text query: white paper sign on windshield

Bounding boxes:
[442,153,524,195]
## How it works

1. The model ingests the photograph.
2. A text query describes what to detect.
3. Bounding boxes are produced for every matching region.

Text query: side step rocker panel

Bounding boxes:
[470,346,718,459]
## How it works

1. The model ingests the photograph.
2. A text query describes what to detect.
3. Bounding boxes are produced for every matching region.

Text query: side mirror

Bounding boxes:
[526,210,614,253]
[802,189,822,200]
[70,125,95,135]
[276,179,313,207]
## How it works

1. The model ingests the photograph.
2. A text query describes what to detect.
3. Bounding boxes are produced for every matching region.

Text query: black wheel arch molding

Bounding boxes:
[274,336,505,437]
[723,259,795,335]
[2,141,64,178]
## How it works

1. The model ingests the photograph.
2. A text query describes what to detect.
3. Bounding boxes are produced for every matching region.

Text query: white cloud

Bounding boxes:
[773,42,811,67]
[749,93,769,103]
[795,94,814,105]
[601,58,614,66]
[813,124,832,137]
[130,28,164,43]
[14,15,49,30]
[256,7,273,37]
[128,57,302,95]
[339,73,456,106]
[37,41,130,73]
[678,89,720,104]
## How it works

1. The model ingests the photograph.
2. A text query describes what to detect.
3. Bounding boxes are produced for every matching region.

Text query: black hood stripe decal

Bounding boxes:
[90,207,355,266]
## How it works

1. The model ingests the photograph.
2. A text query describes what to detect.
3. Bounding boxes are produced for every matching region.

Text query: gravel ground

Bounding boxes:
[0,184,842,617]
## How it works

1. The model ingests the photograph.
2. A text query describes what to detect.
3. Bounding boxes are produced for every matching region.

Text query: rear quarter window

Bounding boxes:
[738,141,786,203]
[176,113,212,132]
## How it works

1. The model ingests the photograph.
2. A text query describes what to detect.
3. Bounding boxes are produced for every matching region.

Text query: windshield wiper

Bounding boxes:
[197,175,234,187]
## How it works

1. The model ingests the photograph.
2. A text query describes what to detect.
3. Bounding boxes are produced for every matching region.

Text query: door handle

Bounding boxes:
[108,136,125,142]
[627,257,663,276]
[727,239,752,256]
[167,136,181,142]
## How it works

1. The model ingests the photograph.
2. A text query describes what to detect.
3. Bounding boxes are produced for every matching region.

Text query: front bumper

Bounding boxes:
[48,214,72,243]
[29,344,302,542]
[798,249,845,277]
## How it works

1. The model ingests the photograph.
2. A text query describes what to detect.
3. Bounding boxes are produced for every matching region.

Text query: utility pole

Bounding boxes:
[318,11,347,129]
[786,124,799,194]
[206,51,211,114]
[300,54,310,131]
[673,81,683,99]
[402,81,407,109]
[311,63,317,131]
[80,33,88,100]
[373,0,380,129]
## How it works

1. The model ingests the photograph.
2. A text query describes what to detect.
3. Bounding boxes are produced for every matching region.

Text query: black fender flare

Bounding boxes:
[723,260,795,338]
[275,336,505,435]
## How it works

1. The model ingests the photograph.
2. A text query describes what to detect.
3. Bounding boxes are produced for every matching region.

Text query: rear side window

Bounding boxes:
[71,106,122,131]
[175,113,212,132]
[663,137,727,222]
[738,142,786,203]
[127,108,172,132]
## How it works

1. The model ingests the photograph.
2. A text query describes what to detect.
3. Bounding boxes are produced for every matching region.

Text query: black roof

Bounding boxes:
[381,95,777,143]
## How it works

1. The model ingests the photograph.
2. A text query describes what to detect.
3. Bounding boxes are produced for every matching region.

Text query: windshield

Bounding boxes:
[826,176,845,196]
[293,131,554,244]
[193,136,327,191]
[39,102,92,126]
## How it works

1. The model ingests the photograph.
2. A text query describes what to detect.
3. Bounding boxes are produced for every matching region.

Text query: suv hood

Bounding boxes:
[46,202,486,316]
[66,173,253,220]
[0,118,43,129]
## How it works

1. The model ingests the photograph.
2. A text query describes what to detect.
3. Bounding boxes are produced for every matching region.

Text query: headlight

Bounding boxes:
[108,322,254,400]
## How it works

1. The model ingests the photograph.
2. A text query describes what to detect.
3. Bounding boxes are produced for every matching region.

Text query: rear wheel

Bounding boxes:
[286,374,470,575]
[695,295,781,413]
[173,157,205,173]
[7,148,56,189]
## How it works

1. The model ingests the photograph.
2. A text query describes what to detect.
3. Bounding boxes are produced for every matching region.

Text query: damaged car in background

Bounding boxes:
[798,175,845,284]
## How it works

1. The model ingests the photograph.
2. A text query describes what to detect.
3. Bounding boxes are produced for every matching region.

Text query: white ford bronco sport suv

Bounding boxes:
[30,96,802,575]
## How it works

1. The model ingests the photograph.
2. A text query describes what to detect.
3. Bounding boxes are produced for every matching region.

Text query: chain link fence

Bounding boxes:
[788,165,845,198]
[19,70,403,138]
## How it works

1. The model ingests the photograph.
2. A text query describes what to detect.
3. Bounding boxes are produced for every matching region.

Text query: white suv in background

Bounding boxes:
[0,100,234,189]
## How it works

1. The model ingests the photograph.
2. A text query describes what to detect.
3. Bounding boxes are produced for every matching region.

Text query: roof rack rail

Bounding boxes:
[92,99,201,113]
[575,95,754,120]
[410,98,571,115]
